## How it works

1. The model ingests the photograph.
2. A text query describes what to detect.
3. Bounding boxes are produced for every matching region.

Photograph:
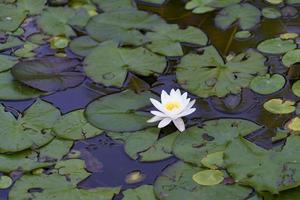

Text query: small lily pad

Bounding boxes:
[280,33,298,40]
[201,151,224,169]
[286,117,300,132]
[263,99,295,114]
[50,36,69,49]
[0,176,13,189]
[292,80,300,97]
[257,37,296,54]
[122,185,156,200]
[185,0,241,14]
[282,49,300,67]
[262,7,281,19]
[235,30,252,39]
[250,74,285,95]
[192,170,224,186]
[265,0,283,4]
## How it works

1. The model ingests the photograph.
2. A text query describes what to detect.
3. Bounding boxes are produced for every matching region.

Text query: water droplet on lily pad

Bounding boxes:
[0,175,13,189]
[192,170,224,186]
[125,170,145,184]
[263,98,295,114]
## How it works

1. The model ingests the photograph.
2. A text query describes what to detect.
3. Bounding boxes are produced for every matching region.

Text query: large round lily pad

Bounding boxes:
[257,38,296,54]
[154,161,258,200]
[176,45,267,97]
[85,90,155,132]
[84,41,166,87]
[173,119,262,166]
[11,57,85,92]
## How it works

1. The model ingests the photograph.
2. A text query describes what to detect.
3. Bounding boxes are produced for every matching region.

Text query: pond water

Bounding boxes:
[0,0,300,199]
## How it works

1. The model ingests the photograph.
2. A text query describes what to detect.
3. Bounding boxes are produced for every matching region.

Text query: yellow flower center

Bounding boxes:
[164,101,181,111]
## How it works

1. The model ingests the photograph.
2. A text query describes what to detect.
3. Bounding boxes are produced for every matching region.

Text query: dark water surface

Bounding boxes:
[1,0,300,199]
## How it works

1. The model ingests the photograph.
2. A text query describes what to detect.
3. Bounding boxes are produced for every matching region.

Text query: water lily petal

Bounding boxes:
[179,108,196,117]
[151,110,167,117]
[185,99,196,110]
[173,118,185,132]
[161,90,169,104]
[150,98,165,112]
[158,117,172,128]
[147,116,163,123]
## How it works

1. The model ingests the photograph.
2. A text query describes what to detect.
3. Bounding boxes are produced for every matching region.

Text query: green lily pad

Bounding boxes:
[86,9,165,46]
[192,170,224,186]
[17,0,46,15]
[38,138,73,161]
[108,128,178,161]
[185,0,241,14]
[0,55,18,72]
[13,42,38,58]
[173,119,262,166]
[280,33,298,40]
[257,37,296,54]
[86,90,154,132]
[201,151,224,169]
[265,0,283,4]
[225,136,300,193]
[262,7,282,19]
[0,4,26,32]
[84,41,166,87]
[0,36,23,51]
[91,0,136,11]
[0,176,13,189]
[154,161,259,200]
[53,110,102,140]
[292,80,300,97]
[12,57,85,92]
[0,71,43,100]
[287,0,300,4]
[286,117,300,132]
[263,99,295,114]
[282,49,300,67]
[37,7,90,37]
[0,99,60,152]
[146,24,208,56]
[122,185,156,200]
[250,74,285,95]
[235,30,252,39]
[176,45,267,97]
[9,159,120,200]
[69,36,99,56]
[215,3,261,30]
[50,36,69,49]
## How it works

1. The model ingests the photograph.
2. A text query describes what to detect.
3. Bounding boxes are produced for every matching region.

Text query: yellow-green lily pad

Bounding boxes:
[286,117,300,132]
[263,99,295,114]
[292,80,300,97]
[0,176,13,189]
[192,170,224,186]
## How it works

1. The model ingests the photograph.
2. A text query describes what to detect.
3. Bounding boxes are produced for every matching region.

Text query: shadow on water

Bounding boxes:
[1,0,300,199]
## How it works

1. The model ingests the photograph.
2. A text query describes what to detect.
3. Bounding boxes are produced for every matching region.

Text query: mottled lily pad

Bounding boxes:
[176,45,267,97]
[263,99,295,114]
[257,37,296,54]
[250,74,285,95]
[86,90,155,132]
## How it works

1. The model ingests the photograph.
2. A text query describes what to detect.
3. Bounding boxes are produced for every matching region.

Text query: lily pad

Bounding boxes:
[263,99,295,114]
[0,4,26,32]
[235,30,252,39]
[0,55,18,72]
[215,3,261,30]
[9,159,120,200]
[262,7,282,19]
[0,99,60,152]
[85,90,155,132]
[11,57,85,92]
[53,110,102,140]
[122,185,156,200]
[282,49,300,67]
[37,7,90,37]
[280,33,298,40]
[176,45,267,97]
[69,36,99,56]
[192,170,224,186]
[225,136,300,193]
[292,80,300,97]
[286,117,300,132]
[84,41,166,87]
[173,119,262,166]
[257,37,296,54]
[250,74,285,95]
[0,36,23,51]
[17,0,46,15]
[0,176,13,189]
[91,0,136,11]
[0,71,43,100]
[154,161,258,200]
[201,151,224,169]
[86,9,165,45]
[146,25,208,56]
[109,128,178,161]
[185,0,241,14]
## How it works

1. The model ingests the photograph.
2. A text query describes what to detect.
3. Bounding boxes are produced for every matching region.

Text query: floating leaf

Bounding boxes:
[192,170,224,186]
[235,30,252,39]
[0,4,26,32]
[185,0,241,14]
[250,74,285,95]
[176,46,267,97]
[0,55,18,72]
[17,0,46,15]
[215,3,261,30]
[263,99,295,114]
[0,71,42,100]
[122,185,156,200]
[201,151,224,169]
[146,24,208,56]
[282,49,300,67]
[86,90,154,132]
[0,99,60,152]
[50,36,69,49]
[257,37,296,54]
[91,0,136,11]
[280,33,298,40]
[13,42,38,58]
[262,7,281,19]
[225,136,300,193]
[53,110,102,140]
[292,80,300,97]
[265,0,283,4]
[154,161,258,200]
[0,36,23,51]
[173,119,262,166]
[286,117,300,132]
[38,138,73,161]
[125,171,145,184]
[0,176,13,189]
[86,9,165,45]
[12,57,85,92]
[84,41,166,87]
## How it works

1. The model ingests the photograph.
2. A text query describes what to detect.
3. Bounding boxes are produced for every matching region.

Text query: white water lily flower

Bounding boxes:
[147,89,196,132]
